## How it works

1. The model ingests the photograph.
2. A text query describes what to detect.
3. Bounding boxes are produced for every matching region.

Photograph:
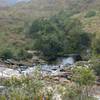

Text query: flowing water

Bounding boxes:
[0,57,75,78]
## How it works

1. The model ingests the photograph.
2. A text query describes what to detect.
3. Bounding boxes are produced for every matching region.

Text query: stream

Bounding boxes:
[0,57,75,78]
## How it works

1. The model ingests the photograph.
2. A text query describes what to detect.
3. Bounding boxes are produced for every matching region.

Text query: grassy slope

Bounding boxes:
[71,0,100,38]
[72,10,100,37]
[0,0,100,54]
[0,0,74,52]
[1,0,100,33]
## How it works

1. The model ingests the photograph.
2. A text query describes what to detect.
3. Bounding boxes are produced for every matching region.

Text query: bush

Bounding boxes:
[85,11,96,18]
[92,37,100,55]
[90,60,100,76]
[0,66,96,100]
[0,48,13,60]
[72,66,96,86]
[1,68,50,100]
[25,12,91,60]
[72,66,96,98]
[14,49,32,60]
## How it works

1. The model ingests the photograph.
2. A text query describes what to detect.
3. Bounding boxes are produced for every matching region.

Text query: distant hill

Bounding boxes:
[0,0,73,33]
[1,0,100,18]
[0,0,100,33]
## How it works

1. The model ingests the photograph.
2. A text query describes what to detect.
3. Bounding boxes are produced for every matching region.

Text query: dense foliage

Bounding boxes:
[72,66,96,86]
[0,48,32,60]
[71,66,96,99]
[26,12,91,60]
[0,10,99,61]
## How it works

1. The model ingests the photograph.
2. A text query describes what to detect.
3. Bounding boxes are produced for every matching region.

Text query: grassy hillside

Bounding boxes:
[0,0,100,59]
[0,0,77,56]
[0,0,100,33]
[72,10,100,37]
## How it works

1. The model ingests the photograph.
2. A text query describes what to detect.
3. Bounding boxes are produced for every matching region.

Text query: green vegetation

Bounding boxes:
[71,66,96,99]
[0,0,99,60]
[0,0,99,100]
[85,11,96,18]
[25,12,91,60]
[14,48,33,60]
[0,10,99,60]
[92,37,100,55]
[0,66,96,100]
[72,66,96,86]
[0,48,13,59]
[0,47,32,60]
[90,60,100,76]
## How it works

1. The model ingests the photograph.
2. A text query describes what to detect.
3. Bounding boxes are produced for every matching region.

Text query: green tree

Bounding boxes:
[25,11,91,60]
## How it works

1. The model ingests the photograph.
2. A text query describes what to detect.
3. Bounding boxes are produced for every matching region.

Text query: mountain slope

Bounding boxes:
[0,0,100,55]
[0,0,74,33]
[0,0,100,34]
[12,0,100,37]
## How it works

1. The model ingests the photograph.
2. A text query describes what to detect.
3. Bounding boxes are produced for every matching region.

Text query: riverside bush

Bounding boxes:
[25,11,91,60]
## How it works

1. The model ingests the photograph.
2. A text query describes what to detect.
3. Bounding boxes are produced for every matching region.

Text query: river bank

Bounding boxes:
[0,56,99,100]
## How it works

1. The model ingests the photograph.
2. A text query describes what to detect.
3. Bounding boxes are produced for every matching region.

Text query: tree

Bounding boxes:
[25,11,91,60]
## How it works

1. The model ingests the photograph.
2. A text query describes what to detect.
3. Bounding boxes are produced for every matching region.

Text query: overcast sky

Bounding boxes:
[16,0,30,2]
[0,0,31,7]
[1,0,31,4]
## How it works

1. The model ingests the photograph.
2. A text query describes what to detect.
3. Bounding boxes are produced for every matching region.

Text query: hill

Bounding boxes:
[0,0,100,59]
[0,0,100,33]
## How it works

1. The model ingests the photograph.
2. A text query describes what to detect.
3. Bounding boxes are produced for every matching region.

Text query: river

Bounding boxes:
[0,57,75,78]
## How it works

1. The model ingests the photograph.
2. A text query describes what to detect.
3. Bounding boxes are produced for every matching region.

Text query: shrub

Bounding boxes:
[72,66,96,86]
[90,60,100,76]
[25,12,91,60]
[85,11,96,18]
[92,37,100,55]
[14,49,32,60]
[1,68,46,100]
[72,66,96,97]
[0,48,13,60]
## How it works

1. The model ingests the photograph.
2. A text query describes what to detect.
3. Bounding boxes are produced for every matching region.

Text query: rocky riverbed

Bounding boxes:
[0,57,75,78]
[0,56,100,100]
